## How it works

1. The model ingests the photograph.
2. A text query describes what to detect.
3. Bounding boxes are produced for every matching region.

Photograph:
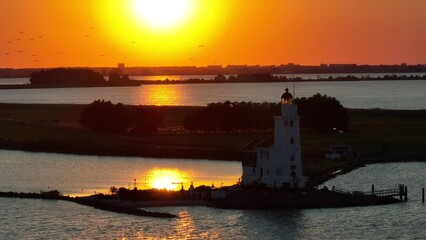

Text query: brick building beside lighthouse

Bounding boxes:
[240,88,306,188]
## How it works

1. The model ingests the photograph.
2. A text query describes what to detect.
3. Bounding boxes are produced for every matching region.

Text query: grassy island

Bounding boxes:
[0,103,425,181]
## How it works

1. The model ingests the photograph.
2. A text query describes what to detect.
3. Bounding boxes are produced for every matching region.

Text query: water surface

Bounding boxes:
[0,149,425,239]
[0,150,241,196]
[0,80,425,109]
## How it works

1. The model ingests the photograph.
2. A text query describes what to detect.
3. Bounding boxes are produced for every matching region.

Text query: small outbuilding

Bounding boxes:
[325,145,354,160]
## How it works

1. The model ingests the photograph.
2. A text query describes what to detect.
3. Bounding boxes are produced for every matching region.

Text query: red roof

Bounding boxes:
[240,140,261,152]
[240,137,274,152]
[255,137,274,148]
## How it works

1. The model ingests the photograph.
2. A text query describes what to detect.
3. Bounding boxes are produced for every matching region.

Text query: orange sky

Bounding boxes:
[1,0,426,68]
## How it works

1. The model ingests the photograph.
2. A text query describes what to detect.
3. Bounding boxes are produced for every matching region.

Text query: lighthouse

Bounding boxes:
[241,88,306,188]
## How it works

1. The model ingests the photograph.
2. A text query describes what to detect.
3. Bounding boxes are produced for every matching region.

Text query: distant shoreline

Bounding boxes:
[1,74,426,90]
[0,82,140,90]
[1,63,426,78]
[134,75,426,85]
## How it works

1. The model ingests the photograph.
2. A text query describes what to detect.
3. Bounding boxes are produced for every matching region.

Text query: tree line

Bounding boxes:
[30,68,106,86]
[80,94,348,134]
[30,68,138,87]
[79,100,164,134]
[294,94,349,131]
[137,73,426,86]
[184,101,278,132]
[184,94,349,132]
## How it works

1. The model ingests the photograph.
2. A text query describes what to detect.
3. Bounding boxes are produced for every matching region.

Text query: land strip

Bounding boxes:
[2,74,426,90]
[0,103,426,179]
[0,191,177,218]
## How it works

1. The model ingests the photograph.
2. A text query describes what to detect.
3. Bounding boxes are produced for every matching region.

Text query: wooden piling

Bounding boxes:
[422,188,425,203]
[404,187,408,201]
[372,184,375,195]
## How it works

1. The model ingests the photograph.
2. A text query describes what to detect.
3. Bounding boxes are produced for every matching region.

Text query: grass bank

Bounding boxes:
[1,103,426,175]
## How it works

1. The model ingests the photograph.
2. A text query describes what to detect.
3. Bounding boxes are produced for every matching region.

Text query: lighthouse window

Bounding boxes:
[276,168,283,176]
[267,169,270,175]
[290,138,294,144]
[284,120,288,126]
[291,156,294,162]
[290,120,293,127]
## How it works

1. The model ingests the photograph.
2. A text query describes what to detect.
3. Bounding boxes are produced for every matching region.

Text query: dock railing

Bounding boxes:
[331,184,407,200]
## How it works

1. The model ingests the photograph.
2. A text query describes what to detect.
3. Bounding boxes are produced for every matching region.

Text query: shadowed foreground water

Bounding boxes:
[0,149,425,239]
[0,194,423,239]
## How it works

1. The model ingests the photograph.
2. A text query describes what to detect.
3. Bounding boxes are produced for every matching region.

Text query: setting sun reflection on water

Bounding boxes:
[0,150,242,196]
[137,167,240,191]
[138,84,184,106]
[146,168,188,190]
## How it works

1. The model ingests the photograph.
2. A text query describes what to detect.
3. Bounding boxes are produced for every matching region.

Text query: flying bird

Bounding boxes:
[8,40,13,44]
[85,34,90,37]
[198,45,205,48]
[14,38,21,41]
[4,52,11,56]
[19,31,24,34]
[17,50,24,53]
[29,38,34,41]
[39,35,44,38]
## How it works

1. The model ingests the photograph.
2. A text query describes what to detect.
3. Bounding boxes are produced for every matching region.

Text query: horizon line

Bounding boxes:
[2,62,426,70]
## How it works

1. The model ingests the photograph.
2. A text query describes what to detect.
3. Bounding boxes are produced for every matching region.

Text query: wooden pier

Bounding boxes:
[331,184,408,201]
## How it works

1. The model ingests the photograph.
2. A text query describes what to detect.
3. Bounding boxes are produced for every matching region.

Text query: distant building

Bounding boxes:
[206,65,222,70]
[117,63,125,70]
[241,89,306,188]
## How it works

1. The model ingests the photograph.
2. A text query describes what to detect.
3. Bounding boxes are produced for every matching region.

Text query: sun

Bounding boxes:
[95,0,230,65]
[130,0,194,30]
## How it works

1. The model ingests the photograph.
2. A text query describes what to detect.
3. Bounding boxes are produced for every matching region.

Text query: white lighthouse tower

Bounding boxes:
[241,88,306,188]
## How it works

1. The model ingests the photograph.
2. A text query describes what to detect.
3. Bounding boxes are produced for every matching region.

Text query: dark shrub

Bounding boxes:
[79,100,132,133]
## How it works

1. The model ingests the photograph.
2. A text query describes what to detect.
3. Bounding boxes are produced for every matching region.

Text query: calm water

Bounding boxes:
[0,78,29,85]
[0,150,241,196]
[0,80,425,109]
[1,149,426,239]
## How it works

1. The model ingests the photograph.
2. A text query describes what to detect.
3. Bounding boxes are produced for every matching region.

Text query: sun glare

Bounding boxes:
[131,0,193,30]
[149,169,187,190]
[95,0,230,65]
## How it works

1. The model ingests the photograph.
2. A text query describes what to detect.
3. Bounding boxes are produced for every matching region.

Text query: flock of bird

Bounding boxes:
[1,26,116,63]
[3,31,45,62]
[2,27,207,64]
